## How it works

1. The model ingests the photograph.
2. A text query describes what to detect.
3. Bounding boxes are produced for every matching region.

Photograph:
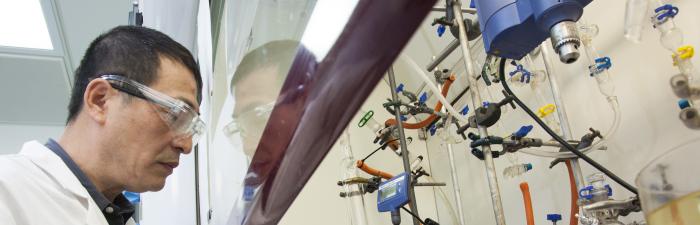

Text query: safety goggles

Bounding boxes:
[223,101,275,140]
[98,75,205,143]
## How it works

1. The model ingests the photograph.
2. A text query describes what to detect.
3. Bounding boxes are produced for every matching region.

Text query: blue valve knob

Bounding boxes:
[429,125,437,136]
[509,62,532,83]
[419,92,428,104]
[655,4,679,21]
[679,99,691,109]
[396,83,404,93]
[513,125,534,138]
[547,214,562,223]
[589,57,612,76]
[579,184,613,200]
[437,25,446,37]
[460,106,469,115]
[526,163,533,171]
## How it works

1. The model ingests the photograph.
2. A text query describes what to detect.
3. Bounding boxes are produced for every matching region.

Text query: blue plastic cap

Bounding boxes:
[547,214,562,222]
[400,115,408,121]
[525,163,533,171]
[419,92,428,103]
[437,25,446,37]
[483,101,490,107]
[461,106,469,115]
[513,125,534,138]
[595,57,612,70]
[469,0,475,8]
[679,99,691,109]
[123,191,141,204]
[396,84,404,93]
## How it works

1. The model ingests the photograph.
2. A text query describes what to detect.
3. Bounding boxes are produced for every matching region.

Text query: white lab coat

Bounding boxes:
[0,141,136,225]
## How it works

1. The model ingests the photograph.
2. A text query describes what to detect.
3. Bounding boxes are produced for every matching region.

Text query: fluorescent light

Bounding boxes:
[300,0,359,60]
[0,0,54,50]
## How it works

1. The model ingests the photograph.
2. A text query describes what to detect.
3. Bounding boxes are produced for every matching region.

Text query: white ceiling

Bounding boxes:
[0,0,132,125]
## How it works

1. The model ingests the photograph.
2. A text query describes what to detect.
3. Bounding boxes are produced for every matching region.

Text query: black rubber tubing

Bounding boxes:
[497,57,638,195]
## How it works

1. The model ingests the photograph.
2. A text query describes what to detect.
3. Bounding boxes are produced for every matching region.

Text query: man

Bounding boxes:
[224,40,300,158]
[216,40,321,224]
[0,26,203,225]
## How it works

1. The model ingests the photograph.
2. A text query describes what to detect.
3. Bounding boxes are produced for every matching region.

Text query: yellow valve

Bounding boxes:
[673,45,694,66]
[537,104,556,118]
[678,46,694,59]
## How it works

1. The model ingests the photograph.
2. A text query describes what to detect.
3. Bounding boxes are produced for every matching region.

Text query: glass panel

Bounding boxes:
[208,0,359,224]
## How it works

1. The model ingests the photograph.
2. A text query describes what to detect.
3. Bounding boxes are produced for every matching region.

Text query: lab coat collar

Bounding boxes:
[19,140,90,200]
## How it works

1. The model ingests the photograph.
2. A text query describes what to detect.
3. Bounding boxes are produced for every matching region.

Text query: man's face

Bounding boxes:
[107,56,199,192]
[232,66,280,157]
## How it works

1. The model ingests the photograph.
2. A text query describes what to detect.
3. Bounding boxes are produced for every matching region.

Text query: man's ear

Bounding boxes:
[82,79,115,124]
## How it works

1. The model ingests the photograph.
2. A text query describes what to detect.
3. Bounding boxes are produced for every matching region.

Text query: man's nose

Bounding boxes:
[172,136,194,154]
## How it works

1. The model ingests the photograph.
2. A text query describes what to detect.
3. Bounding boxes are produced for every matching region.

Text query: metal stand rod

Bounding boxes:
[540,41,586,190]
[388,67,421,225]
[452,2,506,225]
[447,144,467,225]
[432,7,477,14]
[427,39,460,72]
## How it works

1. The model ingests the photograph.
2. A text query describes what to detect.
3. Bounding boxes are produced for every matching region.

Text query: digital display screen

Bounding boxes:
[380,184,397,200]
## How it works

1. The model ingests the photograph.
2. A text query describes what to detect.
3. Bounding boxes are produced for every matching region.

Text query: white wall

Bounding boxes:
[278,0,700,225]
[0,123,63,155]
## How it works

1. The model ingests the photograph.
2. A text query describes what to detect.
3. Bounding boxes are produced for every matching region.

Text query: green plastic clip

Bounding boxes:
[358,110,375,127]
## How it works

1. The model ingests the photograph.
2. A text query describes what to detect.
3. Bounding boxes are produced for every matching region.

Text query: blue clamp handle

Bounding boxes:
[437,25,446,37]
[396,83,404,93]
[509,61,532,83]
[679,99,691,109]
[546,214,562,222]
[469,0,475,9]
[429,125,437,136]
[589,57,612,76]
[655,4,679,21]
[579,184,613,200]
[513,125,534,138]
[460,106,470,115]
[595,57,612,70]
[419,92,428,104]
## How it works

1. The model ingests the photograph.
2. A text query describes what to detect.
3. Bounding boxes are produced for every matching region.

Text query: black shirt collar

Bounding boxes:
[45,139,134,225]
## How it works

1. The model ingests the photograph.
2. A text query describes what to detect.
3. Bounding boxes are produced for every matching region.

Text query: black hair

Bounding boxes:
[229,40,300,95]
[66,26,202,123]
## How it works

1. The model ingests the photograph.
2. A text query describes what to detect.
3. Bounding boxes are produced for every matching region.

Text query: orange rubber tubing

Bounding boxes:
[356,160,393,180]
[520,182,535,225]
[565,160,579,225]
[385,74,456,129]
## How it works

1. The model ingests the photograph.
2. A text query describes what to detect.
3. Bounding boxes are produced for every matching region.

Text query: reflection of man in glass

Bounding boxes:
[223,40,319,225]
[225,40,300,158]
